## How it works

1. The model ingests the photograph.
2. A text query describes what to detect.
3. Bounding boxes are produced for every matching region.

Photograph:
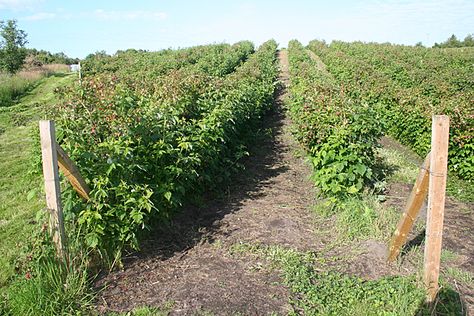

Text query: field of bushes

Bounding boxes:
[308,41,474,182]
[1,38,472,315]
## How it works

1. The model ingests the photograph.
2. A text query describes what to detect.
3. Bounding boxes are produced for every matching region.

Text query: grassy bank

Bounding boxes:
[0,64,69,107]
[0,73,74,289]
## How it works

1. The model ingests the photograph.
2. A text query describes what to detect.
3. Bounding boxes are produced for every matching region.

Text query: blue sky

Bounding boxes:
[1,0,473,58]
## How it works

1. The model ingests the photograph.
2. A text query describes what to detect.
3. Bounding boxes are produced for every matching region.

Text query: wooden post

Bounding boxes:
[39,120,66,257]
[388,152,431,262]
[424,115,450,303]
[56,143,90,201]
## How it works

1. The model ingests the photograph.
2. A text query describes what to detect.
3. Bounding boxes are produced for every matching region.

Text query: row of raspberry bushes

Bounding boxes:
[81,41,255,79]
[309,41,474,180]
[52,40,278,262]
[287,40,382,198]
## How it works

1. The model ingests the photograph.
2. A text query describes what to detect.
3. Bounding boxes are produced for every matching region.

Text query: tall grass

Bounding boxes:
[0,64,70,107]
[2,220,95,315]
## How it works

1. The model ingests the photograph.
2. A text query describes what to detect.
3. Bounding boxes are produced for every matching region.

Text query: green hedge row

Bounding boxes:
[81,41,255,79]
[309,41,474,181]
[52,40,278,262]
[287,40,382,198]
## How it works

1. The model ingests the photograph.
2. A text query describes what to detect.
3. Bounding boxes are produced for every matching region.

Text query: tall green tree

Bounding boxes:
[463,34,474,47]
[0,20,28,74]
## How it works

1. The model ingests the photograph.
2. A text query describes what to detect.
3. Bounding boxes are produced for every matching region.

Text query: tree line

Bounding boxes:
[433,34,474,48]
[0,19,78,74]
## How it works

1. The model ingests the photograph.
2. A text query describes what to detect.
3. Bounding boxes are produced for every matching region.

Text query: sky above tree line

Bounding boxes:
[1,0,473,58]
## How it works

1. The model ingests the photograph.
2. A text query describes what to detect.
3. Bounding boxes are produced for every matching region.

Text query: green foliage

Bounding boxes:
[433,34,474,48]
[287,40,382,198]
[51,41,278,264]
[0,20,28,74]
[25,49,79,66]
[309,40,474,181]
[3,215,94,315]
[231,244,428,316]
[81,41,254,79]
[0,74,36,106]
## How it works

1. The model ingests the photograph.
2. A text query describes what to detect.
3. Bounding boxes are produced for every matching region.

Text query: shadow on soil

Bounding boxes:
[401,229,426,257]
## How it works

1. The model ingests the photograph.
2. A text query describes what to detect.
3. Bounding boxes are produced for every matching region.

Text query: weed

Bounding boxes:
[230,243,430,315]
[440,250,458,263]
[4,217,94,315]
[443,267,474,287]
[106,302,175,316]
[314,194,399,243]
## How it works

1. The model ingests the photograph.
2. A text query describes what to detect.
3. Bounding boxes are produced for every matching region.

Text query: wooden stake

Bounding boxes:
[388,152,431,262]
[39,120,66,257]
[56,143,90,201]
[424,115,450,303]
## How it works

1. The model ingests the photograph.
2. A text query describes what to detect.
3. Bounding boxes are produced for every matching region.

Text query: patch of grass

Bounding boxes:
[0,74,74,289]
[314,194,399,243]
[336,196,399,242]
[2,218,94,316]
[106,302,175,316]
[446,174,474,203]
[230,243,431,315]
[0,74,36,107]
[443,267,474,287]
[377,146,419,184]
[440,249,458,263]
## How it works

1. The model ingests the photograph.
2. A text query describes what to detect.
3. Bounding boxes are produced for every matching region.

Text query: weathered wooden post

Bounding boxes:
[56,143,90,201]
[424,115,449,303]
[387,152,430,262]
[39,120,66,257]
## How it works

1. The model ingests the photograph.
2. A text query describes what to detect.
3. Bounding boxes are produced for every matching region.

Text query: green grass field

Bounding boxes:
[0,73,74,288]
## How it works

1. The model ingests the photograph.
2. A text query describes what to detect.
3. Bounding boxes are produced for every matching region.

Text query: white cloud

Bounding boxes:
[92,9,167,21]
[22,12,56,21]
[0,0,42,10]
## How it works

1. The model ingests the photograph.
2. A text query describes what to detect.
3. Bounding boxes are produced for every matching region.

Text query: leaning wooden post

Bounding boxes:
[39,120,66,258]
[424,115,449,303]
[56,143,90,201]
[387,152,431,262]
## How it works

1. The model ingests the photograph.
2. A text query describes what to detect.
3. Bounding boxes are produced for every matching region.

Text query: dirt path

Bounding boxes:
[96,51,319,315]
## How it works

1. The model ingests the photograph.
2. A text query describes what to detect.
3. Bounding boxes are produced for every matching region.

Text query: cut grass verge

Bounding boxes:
[0,73,74,289]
